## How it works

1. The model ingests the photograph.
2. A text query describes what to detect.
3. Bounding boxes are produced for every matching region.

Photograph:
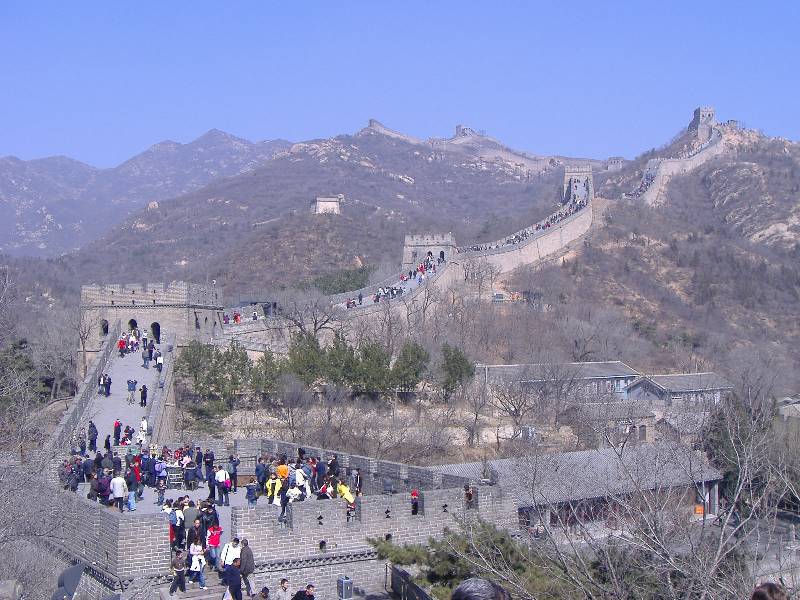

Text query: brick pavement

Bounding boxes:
[84,346,162,450]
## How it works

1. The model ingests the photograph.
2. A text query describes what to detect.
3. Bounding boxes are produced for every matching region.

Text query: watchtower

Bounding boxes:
[312,194,343,215]
[80,281,225,351]
[402,233,456,268]
[606,157,624,171]
[688,107,716,142]
[562,165,594,204]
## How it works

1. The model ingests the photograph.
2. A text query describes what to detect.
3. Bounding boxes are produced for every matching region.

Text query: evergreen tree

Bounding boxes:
[440,343,474,399]
[392,341,430,393]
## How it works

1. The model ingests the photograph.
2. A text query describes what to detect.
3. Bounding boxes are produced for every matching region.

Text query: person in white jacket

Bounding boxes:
[110,473,127,513]
[218,537,241,574]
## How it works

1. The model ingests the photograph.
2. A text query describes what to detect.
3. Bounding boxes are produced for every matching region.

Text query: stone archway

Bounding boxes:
[150,322,161,344]
[128,318,138,332]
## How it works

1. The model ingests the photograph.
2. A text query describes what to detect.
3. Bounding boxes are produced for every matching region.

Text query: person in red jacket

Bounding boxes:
[206,524,223,570]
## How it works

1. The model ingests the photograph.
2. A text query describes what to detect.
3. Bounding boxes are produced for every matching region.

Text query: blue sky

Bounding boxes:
[1,1,797,167]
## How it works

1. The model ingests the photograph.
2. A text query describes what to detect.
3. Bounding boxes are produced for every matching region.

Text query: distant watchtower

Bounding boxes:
[80,281,224,352]
[606,157,624,171]
[688,107,716,142]
[562,165,594,204]
[402,233,456,268]
[313,194,343,215]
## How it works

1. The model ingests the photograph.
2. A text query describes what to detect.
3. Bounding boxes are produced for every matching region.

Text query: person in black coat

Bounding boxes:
[139,384,148,407]
[223,558,243,600]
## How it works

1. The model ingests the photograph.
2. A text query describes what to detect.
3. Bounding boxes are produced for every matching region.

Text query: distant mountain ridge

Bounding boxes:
[0,130,292,256]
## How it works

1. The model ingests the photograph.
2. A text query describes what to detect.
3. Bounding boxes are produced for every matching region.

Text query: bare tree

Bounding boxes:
[74,306,93,378]
[276,287,344,339]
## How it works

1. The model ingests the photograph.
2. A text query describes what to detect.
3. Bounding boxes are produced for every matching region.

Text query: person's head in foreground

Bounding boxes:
[751,582,788,600]
[451,578,511,600]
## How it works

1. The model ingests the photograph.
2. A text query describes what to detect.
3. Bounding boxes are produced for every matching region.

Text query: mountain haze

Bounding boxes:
[0,131,291,256]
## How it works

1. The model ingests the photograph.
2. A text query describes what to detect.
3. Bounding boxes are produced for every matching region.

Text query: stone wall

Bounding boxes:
[450,203,593,275]
[80,282,224,349]
[402,233,456,268]
[641,130,726,205]
[232,485,517,564]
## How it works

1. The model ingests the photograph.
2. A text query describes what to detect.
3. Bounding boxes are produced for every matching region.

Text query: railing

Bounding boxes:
[146,331,177,445]
[389,565,432,600]
[44,320,122,457]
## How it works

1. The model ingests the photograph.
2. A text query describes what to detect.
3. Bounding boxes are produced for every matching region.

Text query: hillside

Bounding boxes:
[67,120,586,294]
[0,131,290,256]
[507,131,800,394]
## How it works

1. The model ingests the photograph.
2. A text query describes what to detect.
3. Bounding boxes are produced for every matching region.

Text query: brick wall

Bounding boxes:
[116,512,172,579]
[232,485,517,565]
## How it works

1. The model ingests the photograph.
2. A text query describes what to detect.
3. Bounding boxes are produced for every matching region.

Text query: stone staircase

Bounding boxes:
[157,573,236,600]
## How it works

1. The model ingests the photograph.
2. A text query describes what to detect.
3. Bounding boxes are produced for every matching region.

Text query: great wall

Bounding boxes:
[46,107,734,600]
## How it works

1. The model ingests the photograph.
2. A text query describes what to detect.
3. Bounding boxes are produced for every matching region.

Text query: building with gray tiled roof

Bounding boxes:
[626,372,733,407]
[477,360,640,398]
[429,443,722,527]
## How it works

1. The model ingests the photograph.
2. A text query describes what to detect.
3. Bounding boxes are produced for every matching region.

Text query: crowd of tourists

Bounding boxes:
[116,327,164,371]
[343,252,442,309]
[625,132,718,199]
[457,198,589,254]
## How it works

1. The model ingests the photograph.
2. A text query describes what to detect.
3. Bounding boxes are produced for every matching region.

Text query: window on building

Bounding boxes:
[638,425,647,441]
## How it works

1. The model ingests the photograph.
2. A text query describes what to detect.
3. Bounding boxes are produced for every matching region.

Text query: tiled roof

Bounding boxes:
[658,412,711,433]
[477,361,640,383]
[429,443,722,507]
[561,401,654,422]
[640,373,733,393]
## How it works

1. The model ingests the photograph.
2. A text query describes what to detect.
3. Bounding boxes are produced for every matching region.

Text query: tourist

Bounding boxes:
[113,419,122,446]
[104,435,112,452]
[275,580,290,600]
[98,373,105,394]
[291,584,315,600]
[169,550,187,596]
[215,464,231,506]
[451,578,511,600]
[188,538,208,590]
[86,472,98,502]
[103,374,112,397]
[259,588,270,600]
[223,558,243,600]
[227,454,240,493]
[266,473,280,504]
[245,477,258,507]
[156,351,164,372]
[156,476,167,505]
[123,467,137,511]
[219,537,241,574]
[411,489,419,515]
[351,468,363,496]
[186,518,204,548]
[206,522,223,569]
[140,384,148,407]
[239,539,255,598]
[751,583,789,600]
[256,458,268,493]
[110,471,127,513]
[87,421,98,452]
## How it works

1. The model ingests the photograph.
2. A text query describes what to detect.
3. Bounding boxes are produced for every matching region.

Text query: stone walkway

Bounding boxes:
[84,347,162,451]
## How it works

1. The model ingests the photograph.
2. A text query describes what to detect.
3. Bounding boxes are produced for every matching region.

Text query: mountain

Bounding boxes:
[66,119,598,292]
[0,131,291,256]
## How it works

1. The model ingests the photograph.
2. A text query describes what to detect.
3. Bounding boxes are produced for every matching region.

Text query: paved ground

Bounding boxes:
[84,347,162,449]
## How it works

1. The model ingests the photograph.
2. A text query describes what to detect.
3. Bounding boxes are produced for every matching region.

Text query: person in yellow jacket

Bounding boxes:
[267,474,282,505]
[336,481,355,505]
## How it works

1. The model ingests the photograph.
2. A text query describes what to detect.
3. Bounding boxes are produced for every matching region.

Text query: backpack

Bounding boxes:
[169,511,178,526]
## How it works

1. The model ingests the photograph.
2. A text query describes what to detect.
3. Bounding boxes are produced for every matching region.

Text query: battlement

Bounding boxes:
[688,106,716,142]
[313,194,343,215]
[606,157,625,171]
[403,232,456,246]
[402,232,457,268]
[563,165,594,203]
[81,281,222,308]
[80,281,224,347]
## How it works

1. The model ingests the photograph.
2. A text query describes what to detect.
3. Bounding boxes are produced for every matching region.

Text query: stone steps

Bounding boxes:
[158,573,242,600]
